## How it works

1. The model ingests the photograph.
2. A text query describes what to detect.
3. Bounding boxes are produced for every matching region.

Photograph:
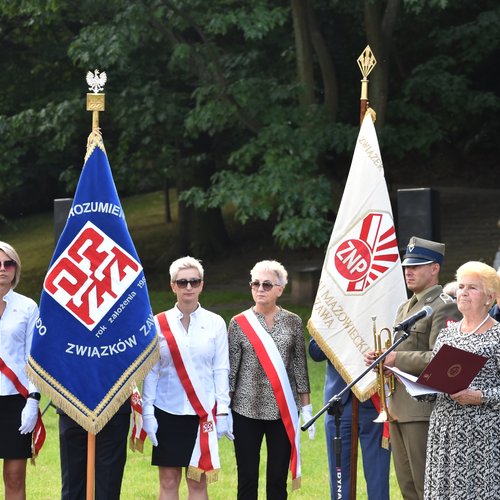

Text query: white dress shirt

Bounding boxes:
[142,304,230,416]
[0,288,39,395]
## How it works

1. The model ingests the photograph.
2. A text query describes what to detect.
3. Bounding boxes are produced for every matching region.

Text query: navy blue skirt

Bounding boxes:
[0,394,32,459]
[152,407,199,467]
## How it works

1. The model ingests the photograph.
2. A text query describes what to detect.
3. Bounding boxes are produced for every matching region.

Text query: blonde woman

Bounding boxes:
[0,241,40,499]
[425,261,500,499]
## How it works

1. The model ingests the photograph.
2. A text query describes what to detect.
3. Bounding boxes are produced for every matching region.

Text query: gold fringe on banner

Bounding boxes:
[26,335,159,435]
[307,319,377,403]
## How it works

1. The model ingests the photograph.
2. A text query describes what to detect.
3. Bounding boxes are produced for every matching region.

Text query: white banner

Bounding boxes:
[308,112,407,401]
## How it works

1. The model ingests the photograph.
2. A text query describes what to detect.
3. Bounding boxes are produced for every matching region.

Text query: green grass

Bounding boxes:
[27,358,402,499]
[2,191,403,498]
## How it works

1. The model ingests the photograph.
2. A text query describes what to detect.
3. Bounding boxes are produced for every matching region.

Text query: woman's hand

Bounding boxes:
[301,404,315,440]
[450,388,482,406]
[216,411,234,441]
[142,412,159,446]
[19,398,39,434]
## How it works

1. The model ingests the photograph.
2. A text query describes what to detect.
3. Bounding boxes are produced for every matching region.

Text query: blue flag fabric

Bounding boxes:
[27,131,159,433]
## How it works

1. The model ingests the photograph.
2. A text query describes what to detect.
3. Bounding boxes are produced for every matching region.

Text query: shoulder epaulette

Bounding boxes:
[439,293,455,304]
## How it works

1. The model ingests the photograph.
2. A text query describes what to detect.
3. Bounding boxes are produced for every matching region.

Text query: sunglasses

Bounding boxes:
[249,280,280,291]
[0,260,16,270]
[174,278,202,289]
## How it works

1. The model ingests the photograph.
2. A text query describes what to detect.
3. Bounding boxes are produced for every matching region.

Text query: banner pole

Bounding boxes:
[348,46,377,500]
[84,71,106,500]
[86,433,96,500]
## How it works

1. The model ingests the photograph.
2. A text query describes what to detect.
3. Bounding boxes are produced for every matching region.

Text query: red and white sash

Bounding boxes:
[129,385,147,452]
[0,357,46,462]
[234,309,302,490]
[370,393,390,449]
[156,311,220,483]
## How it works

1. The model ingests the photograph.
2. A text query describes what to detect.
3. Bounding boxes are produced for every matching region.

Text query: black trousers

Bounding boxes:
[58,411,129,500]
[233,411,291,500]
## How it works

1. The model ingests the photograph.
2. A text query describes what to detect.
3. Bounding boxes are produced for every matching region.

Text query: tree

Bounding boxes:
[1,0,499,252]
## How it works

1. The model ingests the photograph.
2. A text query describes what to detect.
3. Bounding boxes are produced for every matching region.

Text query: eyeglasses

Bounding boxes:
[174,278,202,289]
[249,280,280,291]
[0,260,16,270]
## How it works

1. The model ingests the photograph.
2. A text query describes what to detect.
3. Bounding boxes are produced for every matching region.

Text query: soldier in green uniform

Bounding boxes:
[365,236,461,500]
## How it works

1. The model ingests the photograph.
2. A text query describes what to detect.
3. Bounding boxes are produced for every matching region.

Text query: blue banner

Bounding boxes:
[27,131,159,433]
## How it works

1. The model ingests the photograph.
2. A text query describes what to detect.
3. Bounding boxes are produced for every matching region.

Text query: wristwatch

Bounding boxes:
[480,391,489,405]
[28,392,41,401]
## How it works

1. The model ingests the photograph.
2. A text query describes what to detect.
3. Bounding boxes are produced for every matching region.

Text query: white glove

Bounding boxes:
[142,414,158,447]
[19,398,39,434]
[301,403,315,440]
[216,412,234,441]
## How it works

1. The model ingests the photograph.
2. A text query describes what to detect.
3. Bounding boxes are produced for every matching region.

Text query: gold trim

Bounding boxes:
[307,319,377,402]
[86,93,105,112]
[84,129,107,164]
[26,336,159,434]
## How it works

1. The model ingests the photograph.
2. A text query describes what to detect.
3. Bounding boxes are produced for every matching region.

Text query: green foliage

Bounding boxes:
[1,0,499,249]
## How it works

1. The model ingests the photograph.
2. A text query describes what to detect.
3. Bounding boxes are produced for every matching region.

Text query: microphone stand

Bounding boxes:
[302,327,412,498]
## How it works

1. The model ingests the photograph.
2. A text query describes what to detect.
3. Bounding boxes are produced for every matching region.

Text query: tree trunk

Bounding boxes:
[291,0,315,107]
[306,4,338,121]
[364,0,400,129]
[176,185,230,259]
[176,137,231,259]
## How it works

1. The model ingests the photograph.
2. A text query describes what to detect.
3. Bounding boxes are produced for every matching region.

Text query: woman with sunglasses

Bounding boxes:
[0,241,41,499]
[142,256,231,499]
[228,260,314,499]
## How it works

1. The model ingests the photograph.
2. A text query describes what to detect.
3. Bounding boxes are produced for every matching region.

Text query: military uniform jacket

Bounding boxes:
[389,284,461,423]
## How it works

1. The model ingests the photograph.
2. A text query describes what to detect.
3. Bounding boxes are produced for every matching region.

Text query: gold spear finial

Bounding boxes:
[86,69,107,131]
[357,46,377,101]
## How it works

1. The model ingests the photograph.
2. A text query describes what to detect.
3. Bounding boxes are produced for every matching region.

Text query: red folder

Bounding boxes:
[416,343,488,394]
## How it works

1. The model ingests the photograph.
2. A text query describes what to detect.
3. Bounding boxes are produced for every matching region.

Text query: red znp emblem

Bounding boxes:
[44,221,142,329]
[333,213,399,293]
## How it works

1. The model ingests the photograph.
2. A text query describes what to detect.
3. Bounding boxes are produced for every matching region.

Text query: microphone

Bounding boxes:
[393,306,433,332]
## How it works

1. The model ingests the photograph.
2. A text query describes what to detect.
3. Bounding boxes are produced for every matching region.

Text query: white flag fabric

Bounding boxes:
[308,112,407,402]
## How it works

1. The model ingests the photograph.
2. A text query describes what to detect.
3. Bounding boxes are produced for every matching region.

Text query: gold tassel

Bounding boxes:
[186,466,203,482]
[129,436,144,453]
[129,436,136,452]
[134,438,144,453]
[205,469,220,484]
[292,476,302,490]
[382,435,390,450]
[186,467,220,484]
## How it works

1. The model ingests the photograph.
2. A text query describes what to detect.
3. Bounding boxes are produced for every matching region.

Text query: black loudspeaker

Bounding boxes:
[397,188,440,251]
[54,198,73,244]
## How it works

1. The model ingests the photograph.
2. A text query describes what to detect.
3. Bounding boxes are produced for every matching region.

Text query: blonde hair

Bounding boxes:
[250,260,288,286]
[0,241,21,289]
[169,256,204,282]
[456,261,500,300]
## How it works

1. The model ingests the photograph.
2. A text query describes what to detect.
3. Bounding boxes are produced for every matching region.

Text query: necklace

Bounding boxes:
[459,314,490,334]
